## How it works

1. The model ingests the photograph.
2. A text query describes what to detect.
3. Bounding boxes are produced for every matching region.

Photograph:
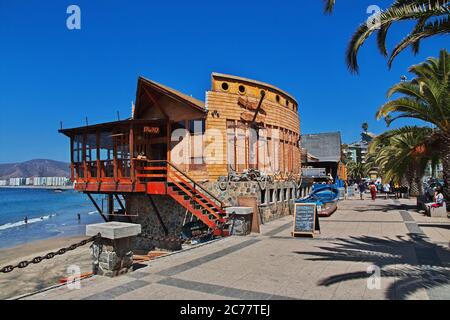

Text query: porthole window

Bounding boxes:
[238,85,246,94]
[276,95,280,103]
[260,90,266,97]
[221,82,229,91]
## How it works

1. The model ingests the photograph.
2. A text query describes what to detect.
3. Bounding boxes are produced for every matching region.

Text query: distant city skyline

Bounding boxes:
[0,0,446,163]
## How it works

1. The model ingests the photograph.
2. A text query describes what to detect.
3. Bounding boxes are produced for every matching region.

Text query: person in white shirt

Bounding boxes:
[425,186,445,210]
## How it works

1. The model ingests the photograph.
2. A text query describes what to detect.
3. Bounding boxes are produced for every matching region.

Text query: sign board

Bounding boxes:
[347,187,354,198]
[237,196,260,234]
[301,168,327,177]
[143,126,160,134]
[292,203,320,237]
[338,187,345,200]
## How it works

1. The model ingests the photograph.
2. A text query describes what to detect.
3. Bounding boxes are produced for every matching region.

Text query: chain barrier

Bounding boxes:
[1,229,217,274]
[0,233,101,274]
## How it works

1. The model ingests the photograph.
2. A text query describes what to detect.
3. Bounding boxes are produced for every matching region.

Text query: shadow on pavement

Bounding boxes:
[418,224,450,231]
[351,204,417,213]
[294,234,450,300]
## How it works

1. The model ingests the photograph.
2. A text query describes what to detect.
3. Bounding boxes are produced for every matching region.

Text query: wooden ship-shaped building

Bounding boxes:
[60,73,308,242]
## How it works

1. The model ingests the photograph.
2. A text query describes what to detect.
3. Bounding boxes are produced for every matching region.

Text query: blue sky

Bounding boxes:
[0,0,447,163]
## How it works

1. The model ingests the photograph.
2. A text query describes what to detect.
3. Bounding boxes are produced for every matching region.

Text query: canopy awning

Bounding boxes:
[58,119,167,137]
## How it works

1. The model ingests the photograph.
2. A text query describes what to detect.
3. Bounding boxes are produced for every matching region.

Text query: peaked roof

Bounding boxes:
[134,76,206,118]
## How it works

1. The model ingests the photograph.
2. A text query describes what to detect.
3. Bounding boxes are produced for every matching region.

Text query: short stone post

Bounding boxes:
[86,222,141,277]
[225,207,253,236]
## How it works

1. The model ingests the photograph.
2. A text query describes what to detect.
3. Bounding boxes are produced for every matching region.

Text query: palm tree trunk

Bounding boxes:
[441,134,450,200]
[411,175,423,197]
[404,170,414,197]
[409,176,421,197]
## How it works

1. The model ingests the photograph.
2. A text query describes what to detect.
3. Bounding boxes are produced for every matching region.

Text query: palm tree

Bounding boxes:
[347,161,369,182]
[324,0,450,72]
[368,126,439,196]
[376,49,449,197]
[362,122,369,133]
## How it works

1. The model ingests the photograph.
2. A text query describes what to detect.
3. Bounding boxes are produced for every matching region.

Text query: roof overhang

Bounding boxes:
[134,76,206,120]
[58,119,167,137]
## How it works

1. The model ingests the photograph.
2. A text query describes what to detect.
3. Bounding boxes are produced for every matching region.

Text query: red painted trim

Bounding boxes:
[170,171,225,214]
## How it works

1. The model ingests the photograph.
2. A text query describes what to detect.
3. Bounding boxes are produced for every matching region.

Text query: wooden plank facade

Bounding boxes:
[60,73,301,193]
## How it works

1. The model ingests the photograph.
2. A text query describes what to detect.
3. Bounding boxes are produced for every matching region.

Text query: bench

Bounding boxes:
[376,192,397,199]
[426,202,448,218]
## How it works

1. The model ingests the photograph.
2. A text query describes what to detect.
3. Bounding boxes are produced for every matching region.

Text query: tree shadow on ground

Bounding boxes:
[294,234,450,300]
[350,203,418,213]
[419,224,450,231]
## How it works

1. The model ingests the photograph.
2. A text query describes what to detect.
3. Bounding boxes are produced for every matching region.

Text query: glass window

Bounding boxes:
[260,189,266,205]
[99,131,113,160]
[269,189,274,203]
[86,133,97,162]
[73,134,84,163]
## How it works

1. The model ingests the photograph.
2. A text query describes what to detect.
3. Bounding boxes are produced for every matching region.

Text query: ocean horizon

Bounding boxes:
[0,188,104,249]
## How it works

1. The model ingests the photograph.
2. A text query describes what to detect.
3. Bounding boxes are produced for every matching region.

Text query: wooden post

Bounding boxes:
[113,134,118,182]
[166,122,171,191]
[70,136,74,181]
[107,194,114,218]
[83,132,87,180]
[130,123,135,183]
[96,130,101,182]
[166,122,170,162]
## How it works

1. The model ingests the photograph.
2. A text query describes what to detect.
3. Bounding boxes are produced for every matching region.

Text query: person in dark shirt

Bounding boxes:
[358,182,366,200]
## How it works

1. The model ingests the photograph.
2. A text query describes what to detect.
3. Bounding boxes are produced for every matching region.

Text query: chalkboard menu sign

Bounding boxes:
[338,187,345,200]
[292,203,319,237]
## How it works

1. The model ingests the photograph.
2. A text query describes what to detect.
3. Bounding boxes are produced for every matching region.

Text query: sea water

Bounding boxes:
[0,188,104,249]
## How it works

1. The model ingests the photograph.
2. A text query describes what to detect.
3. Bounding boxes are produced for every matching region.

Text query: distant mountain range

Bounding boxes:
[0,159,70,179]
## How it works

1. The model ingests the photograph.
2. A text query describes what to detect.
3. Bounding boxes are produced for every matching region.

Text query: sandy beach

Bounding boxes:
[0,236,93,299]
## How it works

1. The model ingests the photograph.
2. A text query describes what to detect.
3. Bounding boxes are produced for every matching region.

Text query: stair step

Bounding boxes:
[192,201,215,208]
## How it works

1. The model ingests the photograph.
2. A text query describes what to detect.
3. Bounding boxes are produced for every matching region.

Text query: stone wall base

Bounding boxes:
[124,181,312,249]
[91,238,134,277]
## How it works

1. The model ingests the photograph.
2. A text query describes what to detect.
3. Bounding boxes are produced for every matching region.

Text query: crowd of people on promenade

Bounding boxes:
[351,179,446,211]
[354,180,400,201]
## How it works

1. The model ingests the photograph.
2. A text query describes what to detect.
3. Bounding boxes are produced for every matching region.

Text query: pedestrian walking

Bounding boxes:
[369,182,377,201]
[358,181,366,200]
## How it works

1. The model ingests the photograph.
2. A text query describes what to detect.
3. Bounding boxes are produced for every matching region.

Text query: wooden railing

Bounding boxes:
[135,159,225,209]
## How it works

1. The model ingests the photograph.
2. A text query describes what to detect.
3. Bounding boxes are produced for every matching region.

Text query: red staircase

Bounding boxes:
[136,160,229,236]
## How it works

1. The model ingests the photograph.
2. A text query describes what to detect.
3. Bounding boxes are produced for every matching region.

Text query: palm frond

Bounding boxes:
[388,15,450,68]
[346,1,450,72]
[323,0,336,14]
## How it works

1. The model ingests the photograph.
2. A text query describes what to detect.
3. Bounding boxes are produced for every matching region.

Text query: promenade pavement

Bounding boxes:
[22,197,450,300]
